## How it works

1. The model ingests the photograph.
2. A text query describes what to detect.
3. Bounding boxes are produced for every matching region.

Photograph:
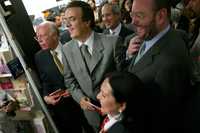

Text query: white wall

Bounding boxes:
[22,0,70,17]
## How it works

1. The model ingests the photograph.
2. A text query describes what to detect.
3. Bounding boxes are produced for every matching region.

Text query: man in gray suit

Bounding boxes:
[61,1,124,132]
[125,0,192,132]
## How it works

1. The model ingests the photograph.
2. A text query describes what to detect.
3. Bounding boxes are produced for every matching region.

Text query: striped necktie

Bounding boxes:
[51,51,64,74]
[80,44,92,70]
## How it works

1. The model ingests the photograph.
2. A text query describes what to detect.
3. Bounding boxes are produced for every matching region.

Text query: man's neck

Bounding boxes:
[77,30,92,43]
[50,42,59,50]
[110,22,120,31]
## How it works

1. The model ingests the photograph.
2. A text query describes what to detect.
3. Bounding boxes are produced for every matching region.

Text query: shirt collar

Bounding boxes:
[104,113,123,131]
[77,31,94,54]
[144,25,170,53]
[109,23,122,35]
[54,42,62,54]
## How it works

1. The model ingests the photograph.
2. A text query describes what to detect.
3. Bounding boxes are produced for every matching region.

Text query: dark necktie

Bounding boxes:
[51,51,64,74]
[80,44,91,70]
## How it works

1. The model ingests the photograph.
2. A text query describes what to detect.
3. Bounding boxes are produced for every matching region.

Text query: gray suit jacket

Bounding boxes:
[62,32,124,103]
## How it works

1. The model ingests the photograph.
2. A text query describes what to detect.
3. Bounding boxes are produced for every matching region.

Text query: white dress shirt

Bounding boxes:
[51,42,63,64]
[103,113,123,132]
[109,23,122,36]
[77,31,94,55]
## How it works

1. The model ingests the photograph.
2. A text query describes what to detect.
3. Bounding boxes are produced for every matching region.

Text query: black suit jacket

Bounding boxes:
[107,122,131,133]
[126,28,192,133]
[35,49,65,96]
[104,24,134,42]
[34,49,82,133]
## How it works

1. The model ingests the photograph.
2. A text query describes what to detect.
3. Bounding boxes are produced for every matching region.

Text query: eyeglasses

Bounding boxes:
[34,34,49,41]
[63,16,77,24]
[129,12,146,20]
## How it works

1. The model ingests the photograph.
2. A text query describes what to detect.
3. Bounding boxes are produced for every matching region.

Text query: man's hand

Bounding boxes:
[127,36,143,56]
[80,97,95,111]
[61,90,71,98]
[44,95,61,106]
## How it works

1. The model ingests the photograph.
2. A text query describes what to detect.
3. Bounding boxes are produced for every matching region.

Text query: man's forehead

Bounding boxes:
[102,4,112,10]
[132,0,154,11]
[132,0,153,8]
[65,7,82,14]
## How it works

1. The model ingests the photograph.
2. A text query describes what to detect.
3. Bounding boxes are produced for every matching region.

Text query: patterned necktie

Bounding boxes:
[134,41,146,65]
[80,44,91,69]
[51,51,64,74]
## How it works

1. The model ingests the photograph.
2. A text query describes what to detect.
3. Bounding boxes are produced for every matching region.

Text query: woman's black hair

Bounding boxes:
[106,71,148,133]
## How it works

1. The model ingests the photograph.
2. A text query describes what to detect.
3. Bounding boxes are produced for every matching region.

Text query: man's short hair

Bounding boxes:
[39,21,59,36]
[153,0,171,18]
[103,3,121,15]
[66,1,95,29]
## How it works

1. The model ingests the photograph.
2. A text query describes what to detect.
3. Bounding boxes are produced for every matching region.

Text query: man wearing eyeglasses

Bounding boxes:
[124,0,192,133]
[62,1,124,132]
[34,21,83,133]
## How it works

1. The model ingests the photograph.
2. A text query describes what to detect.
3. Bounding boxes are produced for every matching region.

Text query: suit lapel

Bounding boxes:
[90,33,104,73]
[131,28,172,73]
[44,50,63,79]
[103,29,110,35]
[70,40,90,74]
[132,44,160,73]
[119,25,125,37]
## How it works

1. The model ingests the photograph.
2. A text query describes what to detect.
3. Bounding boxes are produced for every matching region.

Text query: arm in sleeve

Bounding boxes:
[34,54,51,97]
[61,48,86,103]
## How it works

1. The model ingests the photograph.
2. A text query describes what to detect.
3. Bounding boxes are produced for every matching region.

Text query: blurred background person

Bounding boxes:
[101,3,134,42]
[121,0,133,25]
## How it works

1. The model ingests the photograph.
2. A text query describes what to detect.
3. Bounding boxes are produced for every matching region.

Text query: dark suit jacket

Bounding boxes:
[126,28,192,133]
[104,24,134,42]
[34,49,82,133]
[35,50,65,96]
[107,122,130,133]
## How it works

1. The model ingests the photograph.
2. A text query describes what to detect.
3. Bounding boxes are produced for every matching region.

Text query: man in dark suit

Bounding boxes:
[125,0,192,132]
[34,21,82,133]
[62,1,124,132]
[101,3,134,41]
[183,1,200,132]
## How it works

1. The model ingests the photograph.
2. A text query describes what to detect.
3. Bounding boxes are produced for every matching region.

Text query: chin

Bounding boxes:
[101,108,108,114]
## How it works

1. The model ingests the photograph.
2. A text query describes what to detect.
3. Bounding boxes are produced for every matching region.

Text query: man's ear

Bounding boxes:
[118,102,126,113]
[156,8,168,25]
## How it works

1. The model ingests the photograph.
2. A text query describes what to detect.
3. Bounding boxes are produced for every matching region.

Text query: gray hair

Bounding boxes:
[104,3,121,15]
[38,21,59,36]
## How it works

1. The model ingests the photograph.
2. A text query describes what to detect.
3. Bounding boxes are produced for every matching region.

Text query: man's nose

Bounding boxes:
[132,18,139,26]
[65,21,72,28]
